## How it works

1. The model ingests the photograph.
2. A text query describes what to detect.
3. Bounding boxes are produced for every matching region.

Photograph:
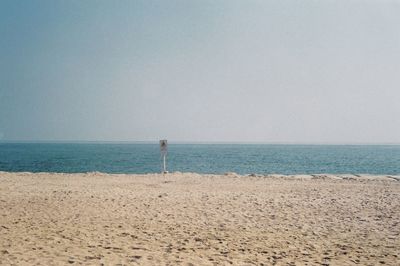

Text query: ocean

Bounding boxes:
[0,143,399,175]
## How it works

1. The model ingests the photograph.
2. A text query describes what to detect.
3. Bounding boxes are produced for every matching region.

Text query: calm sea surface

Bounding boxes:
[0,143,399,175]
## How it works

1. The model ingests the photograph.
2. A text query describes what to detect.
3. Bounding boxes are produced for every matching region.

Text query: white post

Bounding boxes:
[163,154,166,173]
[160,139,168,174]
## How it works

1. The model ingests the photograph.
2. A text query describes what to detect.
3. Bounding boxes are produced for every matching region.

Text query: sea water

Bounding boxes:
[0,143,399,175]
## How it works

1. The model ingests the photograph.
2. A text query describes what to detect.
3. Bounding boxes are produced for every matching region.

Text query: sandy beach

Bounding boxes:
[0,172,399,265]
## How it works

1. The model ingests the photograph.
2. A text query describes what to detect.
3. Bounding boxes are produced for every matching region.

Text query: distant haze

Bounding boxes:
[1,0,399,143]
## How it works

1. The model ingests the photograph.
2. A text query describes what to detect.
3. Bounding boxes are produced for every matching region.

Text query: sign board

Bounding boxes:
[160,139,168,155]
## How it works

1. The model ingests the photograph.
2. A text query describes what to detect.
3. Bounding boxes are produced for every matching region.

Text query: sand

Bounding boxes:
[0,171,399,265]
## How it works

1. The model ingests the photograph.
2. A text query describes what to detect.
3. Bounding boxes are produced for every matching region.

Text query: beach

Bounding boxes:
[0,172,399,265]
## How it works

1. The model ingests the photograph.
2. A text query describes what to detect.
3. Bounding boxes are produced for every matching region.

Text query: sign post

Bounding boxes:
[159,139,168,173]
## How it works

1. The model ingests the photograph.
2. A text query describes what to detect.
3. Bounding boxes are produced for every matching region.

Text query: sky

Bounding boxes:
[1,0,400,143]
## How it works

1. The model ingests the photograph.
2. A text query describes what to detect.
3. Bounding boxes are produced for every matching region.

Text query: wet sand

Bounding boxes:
[0,171,399,265]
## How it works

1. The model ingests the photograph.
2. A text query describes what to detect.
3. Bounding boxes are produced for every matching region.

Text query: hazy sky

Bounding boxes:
[1,0,400,143]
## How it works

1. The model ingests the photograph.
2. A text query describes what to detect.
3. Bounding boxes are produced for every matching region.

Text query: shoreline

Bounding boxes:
[1,171,399,181]
[1,171,399,265]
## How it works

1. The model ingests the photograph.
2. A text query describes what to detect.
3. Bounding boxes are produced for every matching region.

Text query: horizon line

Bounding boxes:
[1,140,399,145]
